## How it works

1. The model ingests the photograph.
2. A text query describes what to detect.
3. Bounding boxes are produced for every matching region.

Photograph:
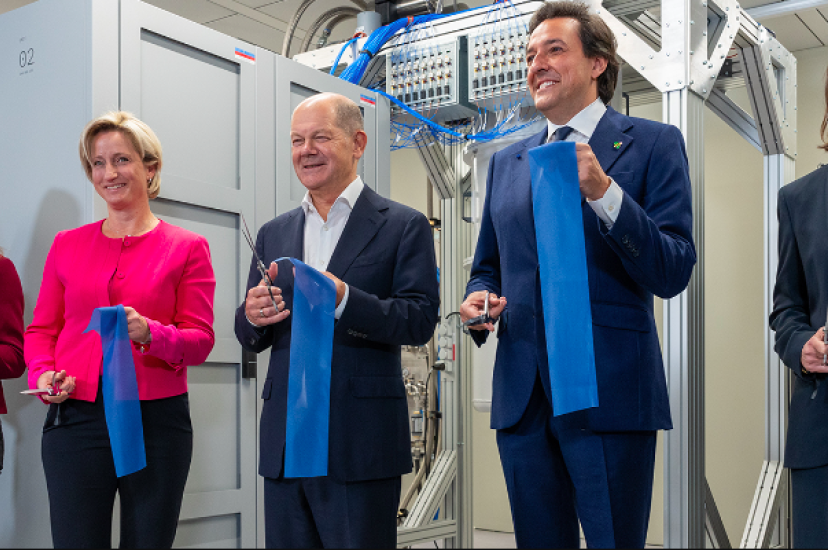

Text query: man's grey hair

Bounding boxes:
[334,98,364,136]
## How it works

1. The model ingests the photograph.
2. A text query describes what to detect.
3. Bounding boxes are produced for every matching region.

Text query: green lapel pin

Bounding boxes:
[613,141,622,150]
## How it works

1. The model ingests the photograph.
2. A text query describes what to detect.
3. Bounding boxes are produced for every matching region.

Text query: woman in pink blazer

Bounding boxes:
[24,112,216,548]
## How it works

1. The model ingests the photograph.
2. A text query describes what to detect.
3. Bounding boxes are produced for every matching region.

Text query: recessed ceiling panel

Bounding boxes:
[232,0,284,8]
[764,13,823,51]
[798,7,828,45]
[0,0,37,16]
[206,12,296,53]
[737,0,771,10]
[144,0,235,24]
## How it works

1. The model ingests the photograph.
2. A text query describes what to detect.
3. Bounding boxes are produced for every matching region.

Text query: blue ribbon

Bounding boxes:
[276,257,336,478]
[84,305,147,477]
[528,141,599,416]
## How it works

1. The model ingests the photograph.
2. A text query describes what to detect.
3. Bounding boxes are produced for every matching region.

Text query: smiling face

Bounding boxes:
[526,17,607,125]
[290,96,367,199]
[90,130,156,210]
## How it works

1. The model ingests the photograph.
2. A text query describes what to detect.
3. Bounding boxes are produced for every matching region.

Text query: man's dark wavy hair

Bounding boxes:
[528,1,619,105]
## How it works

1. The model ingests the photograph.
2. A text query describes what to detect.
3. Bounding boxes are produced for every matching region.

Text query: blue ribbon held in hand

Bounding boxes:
[529,141,599,416]
[275,257,336,478]
[84,305,147,477]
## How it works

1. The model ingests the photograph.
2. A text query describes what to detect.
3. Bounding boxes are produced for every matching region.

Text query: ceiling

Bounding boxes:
[0,0,825,57]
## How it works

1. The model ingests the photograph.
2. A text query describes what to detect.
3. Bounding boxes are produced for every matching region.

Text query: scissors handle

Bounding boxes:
[257,264,280,312]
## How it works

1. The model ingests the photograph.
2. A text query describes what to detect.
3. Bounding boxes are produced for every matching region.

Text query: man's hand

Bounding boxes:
[801,327,828,373]
[245,262,290,327]
[575,143,611,201]
[459,290,507,332]
[321,272,346,306]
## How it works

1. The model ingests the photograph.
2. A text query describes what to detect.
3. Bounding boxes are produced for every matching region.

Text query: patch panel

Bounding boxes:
[385,36,477,123]
[468,27,530,106]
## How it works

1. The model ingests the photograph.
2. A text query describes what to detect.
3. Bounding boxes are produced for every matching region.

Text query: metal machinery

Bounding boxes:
[295,0,797,547]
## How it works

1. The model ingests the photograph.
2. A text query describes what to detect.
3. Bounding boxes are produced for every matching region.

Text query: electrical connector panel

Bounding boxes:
[385,36,477,123]
[469,26,530,108]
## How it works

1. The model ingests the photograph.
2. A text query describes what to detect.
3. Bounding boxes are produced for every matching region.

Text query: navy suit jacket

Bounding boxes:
[770,164,828,469]
[467,106,696,432]
[235,186,440,482]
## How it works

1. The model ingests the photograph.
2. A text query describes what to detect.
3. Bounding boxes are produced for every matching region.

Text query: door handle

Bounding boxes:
[242,349,257,379]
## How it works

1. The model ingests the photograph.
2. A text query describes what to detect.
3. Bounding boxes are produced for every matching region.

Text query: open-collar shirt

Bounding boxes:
[546,97,623,228]
[300,176,365,318]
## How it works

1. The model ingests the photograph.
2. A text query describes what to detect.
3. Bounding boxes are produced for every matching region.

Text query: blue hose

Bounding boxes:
[330,37,360,75]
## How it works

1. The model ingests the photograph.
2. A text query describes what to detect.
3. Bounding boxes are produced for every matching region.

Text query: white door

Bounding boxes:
[119,1,258,546]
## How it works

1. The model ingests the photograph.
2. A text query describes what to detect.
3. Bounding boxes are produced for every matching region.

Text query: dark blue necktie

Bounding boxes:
[554,125,574,142]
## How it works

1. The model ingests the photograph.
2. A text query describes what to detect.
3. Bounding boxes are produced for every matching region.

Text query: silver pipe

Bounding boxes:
[395,0,435,17]
[282,0,369,58]
[313,14,355,51]
[427,178,433,220]
[281,0,317,58]
[300,7,360,54]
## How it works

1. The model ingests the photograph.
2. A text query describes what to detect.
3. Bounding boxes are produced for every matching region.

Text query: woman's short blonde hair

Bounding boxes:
[79,111,163,199]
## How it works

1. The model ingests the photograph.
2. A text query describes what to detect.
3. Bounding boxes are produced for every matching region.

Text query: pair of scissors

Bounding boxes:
[48,371,60,396]
[241,213,280,316]
[460,291,496,334]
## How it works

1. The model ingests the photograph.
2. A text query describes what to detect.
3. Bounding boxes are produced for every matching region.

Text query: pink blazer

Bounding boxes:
[25,220,216,402]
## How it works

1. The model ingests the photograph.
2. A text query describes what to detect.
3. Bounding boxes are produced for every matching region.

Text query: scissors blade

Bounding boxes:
[240,213,278,312]
[240,212,258,255]
[240,212,270,277]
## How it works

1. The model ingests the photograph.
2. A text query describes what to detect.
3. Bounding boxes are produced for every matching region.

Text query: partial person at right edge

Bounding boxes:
[770,66,828,550]
[0,250,26,475]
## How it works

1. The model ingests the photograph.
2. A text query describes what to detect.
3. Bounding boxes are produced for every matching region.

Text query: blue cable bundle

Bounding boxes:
[330,36,360,75]
[339,13,447,84]
[338,1,543,147]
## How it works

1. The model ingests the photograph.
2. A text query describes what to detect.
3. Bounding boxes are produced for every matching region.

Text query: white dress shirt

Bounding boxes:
[546,97,624,228]
[301,176,365,318]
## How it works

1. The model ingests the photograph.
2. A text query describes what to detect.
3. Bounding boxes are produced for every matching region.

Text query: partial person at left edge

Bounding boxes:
[0,250,26,476]
[24,112,216,549]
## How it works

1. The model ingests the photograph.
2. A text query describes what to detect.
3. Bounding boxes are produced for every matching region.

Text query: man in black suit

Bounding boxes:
[770,72,828,545]
[234,92,439,548]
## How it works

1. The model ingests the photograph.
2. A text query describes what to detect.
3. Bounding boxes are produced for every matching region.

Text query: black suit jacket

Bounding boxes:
[234,186,440,482]
[771,164,828,469]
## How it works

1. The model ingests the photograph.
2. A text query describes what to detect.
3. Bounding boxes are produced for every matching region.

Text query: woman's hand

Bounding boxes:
[37,370,76,403]
[123,306,151,343]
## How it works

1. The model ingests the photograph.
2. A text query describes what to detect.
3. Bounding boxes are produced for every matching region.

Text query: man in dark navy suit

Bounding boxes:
[460,2,696,547]
[769,67,828,548]
[235,93,439,548]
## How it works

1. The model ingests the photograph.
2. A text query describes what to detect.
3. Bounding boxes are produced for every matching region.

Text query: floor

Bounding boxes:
[411,530,516,549]
[412,528,664,548]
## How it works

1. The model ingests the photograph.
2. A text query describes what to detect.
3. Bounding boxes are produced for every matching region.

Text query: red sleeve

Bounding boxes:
[24,233,66,388]
[0,257,25,381]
